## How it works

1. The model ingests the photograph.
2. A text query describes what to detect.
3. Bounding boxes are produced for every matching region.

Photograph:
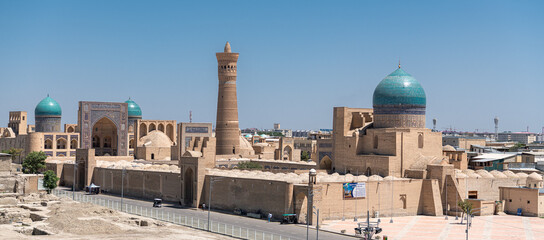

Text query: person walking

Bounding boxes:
[268,213,272,223]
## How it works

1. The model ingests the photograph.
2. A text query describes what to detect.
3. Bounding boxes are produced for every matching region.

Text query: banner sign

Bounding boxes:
[343,182,366,199]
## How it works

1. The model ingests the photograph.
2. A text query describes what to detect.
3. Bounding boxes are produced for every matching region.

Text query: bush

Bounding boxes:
[237,161,262,169]
[22,151,47,174]
[43,170,59,193]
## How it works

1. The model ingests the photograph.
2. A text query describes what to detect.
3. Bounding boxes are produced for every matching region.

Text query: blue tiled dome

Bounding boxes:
[373,68,426,108]
[125,98,142,117]
[35,96,62,116]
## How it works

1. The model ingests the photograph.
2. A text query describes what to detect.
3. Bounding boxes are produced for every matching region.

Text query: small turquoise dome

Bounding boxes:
[35,95,62,116]
[125,98,142,117]
[373,68,426,108]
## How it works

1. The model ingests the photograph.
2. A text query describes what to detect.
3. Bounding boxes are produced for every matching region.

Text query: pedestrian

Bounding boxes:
[203,203,206,210]
[268,213,272,223]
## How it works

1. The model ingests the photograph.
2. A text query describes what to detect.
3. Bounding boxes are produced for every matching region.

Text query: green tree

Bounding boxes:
[457,199,473,224]
[301,151,310,161]
[22,151,47,174]
[237,161,262,169]
[509,142,526,152]
[42,170,59,194]
[2,148,24,162]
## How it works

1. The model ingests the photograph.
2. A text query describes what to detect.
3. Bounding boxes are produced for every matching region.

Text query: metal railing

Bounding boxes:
[51,189,294,240]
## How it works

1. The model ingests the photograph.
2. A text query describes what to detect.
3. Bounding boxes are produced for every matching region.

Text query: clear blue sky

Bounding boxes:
[1,1,543,133]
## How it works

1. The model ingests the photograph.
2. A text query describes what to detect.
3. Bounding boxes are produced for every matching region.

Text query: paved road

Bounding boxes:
[57,187,357,240]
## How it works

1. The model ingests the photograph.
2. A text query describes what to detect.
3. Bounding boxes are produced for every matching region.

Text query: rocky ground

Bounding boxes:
[0,192,234,239]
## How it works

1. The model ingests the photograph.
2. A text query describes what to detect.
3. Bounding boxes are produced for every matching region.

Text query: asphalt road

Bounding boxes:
[56,187,358,240]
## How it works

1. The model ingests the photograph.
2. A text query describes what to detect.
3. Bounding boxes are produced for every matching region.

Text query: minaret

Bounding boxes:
[215,42,241,155]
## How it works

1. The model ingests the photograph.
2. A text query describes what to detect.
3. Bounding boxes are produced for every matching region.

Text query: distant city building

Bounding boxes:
[442,136,486,150]
[498,132,537,144]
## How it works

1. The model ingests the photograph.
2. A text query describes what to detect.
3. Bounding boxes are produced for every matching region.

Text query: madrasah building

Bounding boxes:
[1,43,542,224]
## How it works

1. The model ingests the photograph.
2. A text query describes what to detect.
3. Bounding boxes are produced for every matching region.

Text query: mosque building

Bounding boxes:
[330,66,443,178]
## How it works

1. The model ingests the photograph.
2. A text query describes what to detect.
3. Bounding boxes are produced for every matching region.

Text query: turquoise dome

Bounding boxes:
[373,68,426,108]
[125,98,142,117]
[35,96,62,116]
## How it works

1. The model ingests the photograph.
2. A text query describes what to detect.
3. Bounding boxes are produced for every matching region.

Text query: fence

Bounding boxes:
[51,189,296,240]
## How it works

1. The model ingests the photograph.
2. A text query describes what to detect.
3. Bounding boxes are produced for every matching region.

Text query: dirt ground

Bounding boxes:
[0,193,234,240]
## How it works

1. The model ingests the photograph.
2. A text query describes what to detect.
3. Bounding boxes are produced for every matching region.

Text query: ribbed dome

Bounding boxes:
[35,96,62,116]
[125,98,142,117]
[373,68,426,107]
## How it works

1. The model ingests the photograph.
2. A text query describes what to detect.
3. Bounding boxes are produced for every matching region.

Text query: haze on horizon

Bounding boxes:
[1,1,543,133]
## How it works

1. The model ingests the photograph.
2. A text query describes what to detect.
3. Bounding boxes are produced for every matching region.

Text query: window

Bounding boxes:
[468,191,478,199]
[509,199,512,202]
[418,133,424,148]
[528,201,531,204]
[374,135,378,149]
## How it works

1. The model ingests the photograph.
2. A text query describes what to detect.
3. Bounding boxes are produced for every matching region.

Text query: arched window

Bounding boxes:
[374,135,378,149]
[149,123,156,132]
[418,133,424,148]
[44,139,53,149]
[92,136,100,148]
[158,123,165,132]
[139,123,147,138]
[70,139,78,149]
[56,138,67,149]
[103,136,112,148]
[67,126,74,133]
[129,139,134,149]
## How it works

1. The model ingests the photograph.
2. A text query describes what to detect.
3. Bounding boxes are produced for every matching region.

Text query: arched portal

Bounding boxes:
[184,168,194,206]
[294,192,308,224]
[149,123,156,132]
[158,123,164,132]
[92,117,118,156]
[319,155,332,171]
[283,146,293,160]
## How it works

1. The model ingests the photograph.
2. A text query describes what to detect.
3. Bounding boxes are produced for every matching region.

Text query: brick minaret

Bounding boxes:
[215,42,240,155]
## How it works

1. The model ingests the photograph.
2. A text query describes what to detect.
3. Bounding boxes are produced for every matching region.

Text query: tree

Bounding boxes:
[1,148,24,162]
[301,151,310,161]
[509,142,526,152]
[22,151,47,174]
[42,170,59,194]
[237,161,262,169]
[457,199,473,224]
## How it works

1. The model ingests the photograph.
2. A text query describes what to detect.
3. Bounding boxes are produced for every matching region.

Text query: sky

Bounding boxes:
[1,1,543,133]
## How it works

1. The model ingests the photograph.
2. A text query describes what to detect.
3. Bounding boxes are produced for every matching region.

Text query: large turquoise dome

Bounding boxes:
[35,96,62,116]
[373,68,426,108]
[125,98,142,117]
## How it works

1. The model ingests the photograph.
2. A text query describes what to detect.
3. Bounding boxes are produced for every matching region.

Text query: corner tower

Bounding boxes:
[372,66,426,128]
[215,42,241,155]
